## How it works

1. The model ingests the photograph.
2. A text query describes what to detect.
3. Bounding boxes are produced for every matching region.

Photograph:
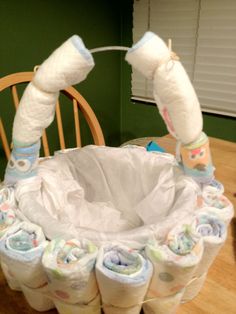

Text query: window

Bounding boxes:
[132,0,236,117]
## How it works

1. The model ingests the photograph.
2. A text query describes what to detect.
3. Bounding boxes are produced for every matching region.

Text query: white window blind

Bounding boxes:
[132,0,236,117]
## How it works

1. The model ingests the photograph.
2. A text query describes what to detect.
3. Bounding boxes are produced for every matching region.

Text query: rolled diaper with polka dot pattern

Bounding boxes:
[42,238,99,306]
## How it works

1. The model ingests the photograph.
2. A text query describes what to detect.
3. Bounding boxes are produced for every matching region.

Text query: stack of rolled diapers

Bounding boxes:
[0,184,233,314]
[0,32,234,314]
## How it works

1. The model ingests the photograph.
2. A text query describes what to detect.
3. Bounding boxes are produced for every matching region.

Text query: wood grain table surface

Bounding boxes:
[0,135,235,314]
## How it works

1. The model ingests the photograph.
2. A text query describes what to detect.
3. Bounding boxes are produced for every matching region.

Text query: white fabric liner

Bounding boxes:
[15,146,199,247]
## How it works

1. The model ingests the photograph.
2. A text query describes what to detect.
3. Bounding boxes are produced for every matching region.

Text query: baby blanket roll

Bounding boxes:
[191,211,227,278]
[145,223,203,313]
[95,244,153,314]
[0,221,48,288]
[42,238,100,312]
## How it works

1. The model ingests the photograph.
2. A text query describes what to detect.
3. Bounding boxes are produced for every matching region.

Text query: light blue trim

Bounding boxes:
[12,140,41,155]
[71,35,94,65]
[13,139,39,148]
[127,31,156,53]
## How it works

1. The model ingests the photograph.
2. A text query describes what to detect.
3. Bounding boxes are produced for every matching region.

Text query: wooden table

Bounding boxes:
[0,136,235,314]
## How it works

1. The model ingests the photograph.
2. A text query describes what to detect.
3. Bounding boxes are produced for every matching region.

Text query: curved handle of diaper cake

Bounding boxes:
[125,32,215,184]
[4,32,214,185]
[4,35,95,185]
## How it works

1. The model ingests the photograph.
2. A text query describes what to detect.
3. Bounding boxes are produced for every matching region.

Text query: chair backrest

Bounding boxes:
[0,72,105,160]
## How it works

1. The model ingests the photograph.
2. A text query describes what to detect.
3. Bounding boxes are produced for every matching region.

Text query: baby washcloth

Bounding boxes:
[42,238,99,305]
[0,221,48,288]
[96,244,153,314]
[145,223,204,300]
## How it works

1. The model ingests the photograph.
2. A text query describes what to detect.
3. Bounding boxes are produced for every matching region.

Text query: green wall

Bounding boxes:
[0,0,123,179]
[120,0,236,144]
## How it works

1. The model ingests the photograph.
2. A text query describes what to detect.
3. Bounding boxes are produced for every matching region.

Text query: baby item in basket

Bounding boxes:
[96,244,153,314]
[4,141,40,185]
[201,193,234,225]
[125,32,215,184]
[179,132,214,184]
[144,222,203,313]
[191,211,227,277]
[0,204,16,238]
[42,238,99,308]
[125,31,202,146]
[0,221,48,288]
[5,34,95,185]
[0,185,21,290]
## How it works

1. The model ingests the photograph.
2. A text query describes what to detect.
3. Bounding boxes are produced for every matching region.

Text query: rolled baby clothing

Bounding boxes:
[95,244,153,314]
[0,221,48,288]
[191,212,227,277]
[42,238,99,306]
[145,223,204,299]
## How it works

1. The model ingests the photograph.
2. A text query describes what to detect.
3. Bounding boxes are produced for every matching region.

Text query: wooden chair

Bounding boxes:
[0,72,105,160]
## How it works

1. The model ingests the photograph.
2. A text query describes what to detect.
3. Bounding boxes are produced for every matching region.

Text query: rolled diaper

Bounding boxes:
[125,31,203,145]
[5,35,95,185]
[145,224,204,299]
[42,238,99,307]
[0,185,16,208]
[182,272,207,302]
[0,186,21,290]
[0,221,48,288]
[53,293,101,314]
[96,244,153,314]
[201,193,234,225]
[13,34,94,147]
[192,212,227,277]
[143,289,184,314]
[180,132,214,184]
[0,201,17,238]
[21,284,55,311]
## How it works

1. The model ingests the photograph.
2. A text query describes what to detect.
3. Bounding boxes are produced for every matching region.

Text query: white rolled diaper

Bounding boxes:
[0,261,21,291]
[182,272,207,302]
[201,193,234,225]
[21,284,55,311]
[96,244,153,314]
[0,221,48,288]
[42,238,99,305]
[13,34,94,147]
[145,223,204,300]
[54,293,101,314]
[143,289,184,314]
[192,211,227,277]
[125,32,202,145]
